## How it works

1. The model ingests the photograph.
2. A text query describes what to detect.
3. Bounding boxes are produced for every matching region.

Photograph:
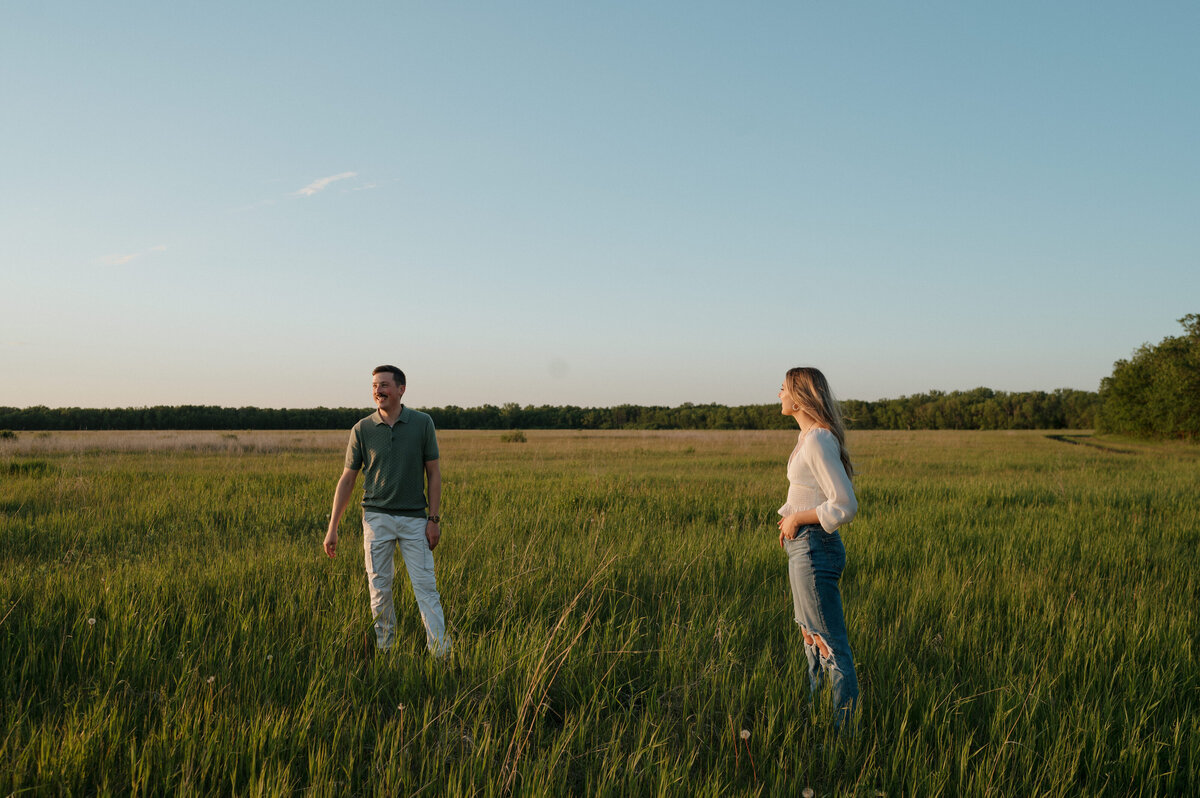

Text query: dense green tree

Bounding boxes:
[1098,314,1200,440]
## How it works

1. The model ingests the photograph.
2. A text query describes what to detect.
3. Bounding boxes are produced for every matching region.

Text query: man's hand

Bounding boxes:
[425,520,440,551]
[325,468,358,560]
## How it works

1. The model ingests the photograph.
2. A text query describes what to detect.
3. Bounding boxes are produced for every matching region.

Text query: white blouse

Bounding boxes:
[777,427,858,533]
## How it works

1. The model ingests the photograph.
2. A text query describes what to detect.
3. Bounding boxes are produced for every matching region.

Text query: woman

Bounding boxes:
[776,366,859,726]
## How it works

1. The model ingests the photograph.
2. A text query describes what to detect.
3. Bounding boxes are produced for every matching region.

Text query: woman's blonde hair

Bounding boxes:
[783,366,854,480]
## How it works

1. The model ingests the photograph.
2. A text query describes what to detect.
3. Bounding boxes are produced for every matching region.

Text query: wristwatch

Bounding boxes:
[427,515,440,524]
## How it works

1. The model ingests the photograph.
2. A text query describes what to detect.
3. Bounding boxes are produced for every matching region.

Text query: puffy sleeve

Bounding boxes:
[802,429,857,532]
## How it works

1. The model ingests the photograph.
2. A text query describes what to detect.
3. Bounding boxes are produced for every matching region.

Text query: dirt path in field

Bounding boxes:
[1044,434,1135,454]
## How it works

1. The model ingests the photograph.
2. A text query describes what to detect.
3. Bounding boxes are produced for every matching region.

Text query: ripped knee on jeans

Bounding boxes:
[800,625,833,660]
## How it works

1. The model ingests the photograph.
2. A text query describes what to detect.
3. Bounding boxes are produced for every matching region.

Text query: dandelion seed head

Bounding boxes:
[740,729,750,741]
[87,618,96,626]
[803,788,814,798]
[267,654,273,661]
[206,676,215,684]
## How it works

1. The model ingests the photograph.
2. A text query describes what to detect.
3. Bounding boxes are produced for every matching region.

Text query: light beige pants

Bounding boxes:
[362,511,451,655]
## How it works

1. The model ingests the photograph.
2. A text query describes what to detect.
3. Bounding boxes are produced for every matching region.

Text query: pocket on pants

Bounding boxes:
[786,526,814,546]
[810,529,845,569]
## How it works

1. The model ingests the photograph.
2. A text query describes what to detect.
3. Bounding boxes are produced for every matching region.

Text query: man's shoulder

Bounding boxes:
[349,413,379,433]
[404,407,436,427]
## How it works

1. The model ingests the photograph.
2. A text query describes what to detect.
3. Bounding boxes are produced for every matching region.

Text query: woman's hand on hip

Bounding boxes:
[777,514,799,548]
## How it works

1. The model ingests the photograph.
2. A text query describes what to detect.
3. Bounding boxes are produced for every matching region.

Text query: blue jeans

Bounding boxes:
[785,524,858,725]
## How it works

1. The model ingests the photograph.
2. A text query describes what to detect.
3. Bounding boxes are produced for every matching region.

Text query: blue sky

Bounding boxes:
[3,2,1197,409]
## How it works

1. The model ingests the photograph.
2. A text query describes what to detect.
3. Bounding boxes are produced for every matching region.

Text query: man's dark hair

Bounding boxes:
[372,365,406,386]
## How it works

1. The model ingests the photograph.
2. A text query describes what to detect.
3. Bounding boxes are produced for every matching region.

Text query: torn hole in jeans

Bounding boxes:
[801,625,833,662]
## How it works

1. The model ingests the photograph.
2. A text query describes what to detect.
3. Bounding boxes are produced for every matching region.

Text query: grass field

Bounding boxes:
[2,429,1197,796]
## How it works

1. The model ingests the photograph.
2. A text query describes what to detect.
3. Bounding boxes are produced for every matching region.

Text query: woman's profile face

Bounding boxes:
[779,383,796,416]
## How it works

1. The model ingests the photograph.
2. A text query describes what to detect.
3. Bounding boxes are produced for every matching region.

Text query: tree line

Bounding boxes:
[1,387,1100,432]
[6,313,1192,438]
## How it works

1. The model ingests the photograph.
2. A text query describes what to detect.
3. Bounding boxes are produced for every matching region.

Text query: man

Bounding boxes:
[323,365,451,656]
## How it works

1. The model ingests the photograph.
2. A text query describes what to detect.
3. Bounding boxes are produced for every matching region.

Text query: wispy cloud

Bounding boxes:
[233,172,374,213]
[293,171,357,197]
[97,245,167,267]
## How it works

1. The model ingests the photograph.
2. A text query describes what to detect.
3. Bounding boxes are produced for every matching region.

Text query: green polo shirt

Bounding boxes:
[344,406,439,517]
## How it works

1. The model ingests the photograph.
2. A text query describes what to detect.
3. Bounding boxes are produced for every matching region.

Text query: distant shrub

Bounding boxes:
[4,460,58,476]
[500,430,528,443]
[0,430,15,439]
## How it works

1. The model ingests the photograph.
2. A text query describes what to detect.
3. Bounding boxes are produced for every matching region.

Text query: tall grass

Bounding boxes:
[1,430,1196,796]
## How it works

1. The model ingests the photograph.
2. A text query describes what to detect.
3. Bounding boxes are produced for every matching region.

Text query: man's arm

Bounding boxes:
[425,459,441,550]
[324,467,360,558]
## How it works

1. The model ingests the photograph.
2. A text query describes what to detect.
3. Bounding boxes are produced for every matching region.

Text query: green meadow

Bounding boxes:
[2,429,1196,796]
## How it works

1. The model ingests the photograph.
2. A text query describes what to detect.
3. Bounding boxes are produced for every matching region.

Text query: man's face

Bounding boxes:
[372,373,404,411]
